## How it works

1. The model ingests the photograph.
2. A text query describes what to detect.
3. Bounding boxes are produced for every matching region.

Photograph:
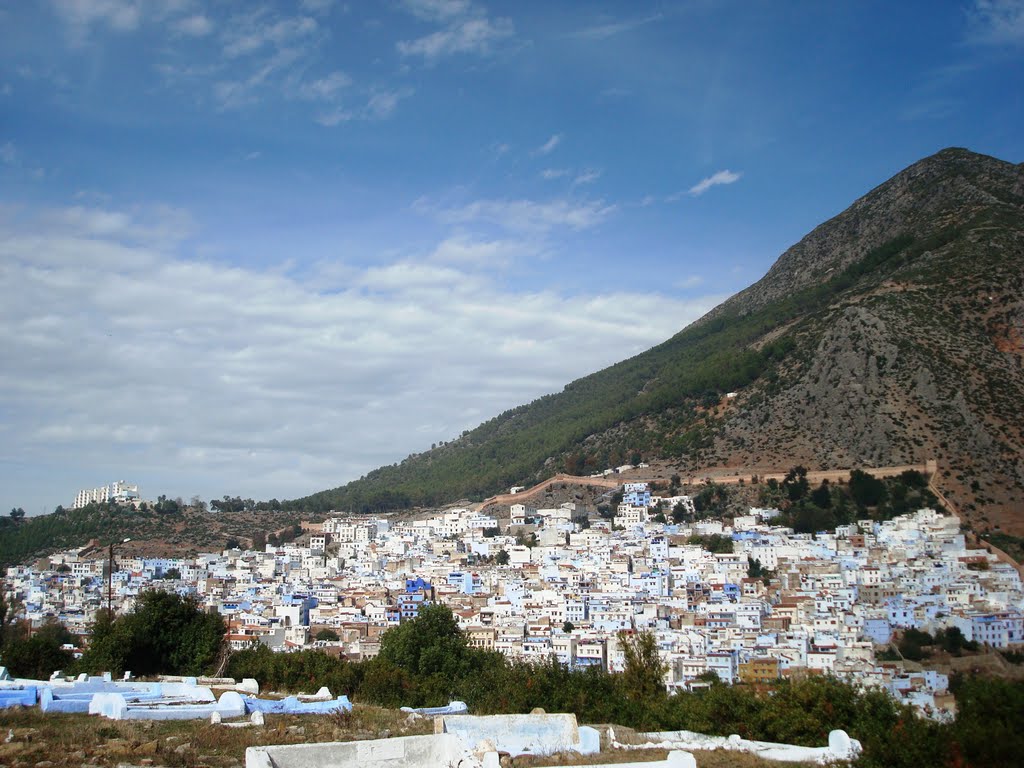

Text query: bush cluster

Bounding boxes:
[226,605,1023,768]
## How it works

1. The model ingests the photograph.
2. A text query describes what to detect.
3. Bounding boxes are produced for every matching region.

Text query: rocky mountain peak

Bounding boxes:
[700,148,1023,324]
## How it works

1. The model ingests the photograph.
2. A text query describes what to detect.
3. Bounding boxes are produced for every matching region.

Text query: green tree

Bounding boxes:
[791,505,838,534]
[316,628,340,642]
[373,604,474,707]
[378,603,466,678]
[758,478,785,508]
[898,628,934,661]
[782,466,810,502]
[952,676,1024,768]
[936,626,977,655]
[1,620,75,679]
[689,534,733,554]
[809,480,832,508]
[850,469,888,508]
[618,629,667,703]
[671,501,691,524]
[79,590,225,676]
[496,548,510,565]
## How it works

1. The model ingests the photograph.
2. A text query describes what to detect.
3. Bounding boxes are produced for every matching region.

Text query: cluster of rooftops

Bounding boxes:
[6,482,1023,722]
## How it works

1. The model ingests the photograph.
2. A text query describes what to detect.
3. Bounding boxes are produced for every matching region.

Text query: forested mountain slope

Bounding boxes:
[293,148,1024,534]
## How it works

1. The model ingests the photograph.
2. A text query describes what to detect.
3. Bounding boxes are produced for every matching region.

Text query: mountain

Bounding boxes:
[294,148,1024,535]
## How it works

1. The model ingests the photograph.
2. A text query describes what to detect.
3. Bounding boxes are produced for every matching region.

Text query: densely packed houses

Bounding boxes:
[6,484,1022,721]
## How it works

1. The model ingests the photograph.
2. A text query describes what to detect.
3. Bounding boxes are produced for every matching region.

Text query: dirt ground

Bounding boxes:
[0,705,810,768]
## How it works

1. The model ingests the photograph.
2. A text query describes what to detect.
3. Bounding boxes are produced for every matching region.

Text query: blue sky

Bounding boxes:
[1,0,1022,516]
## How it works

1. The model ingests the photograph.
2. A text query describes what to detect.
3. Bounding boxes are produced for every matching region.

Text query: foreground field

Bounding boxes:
[0,705,806,768]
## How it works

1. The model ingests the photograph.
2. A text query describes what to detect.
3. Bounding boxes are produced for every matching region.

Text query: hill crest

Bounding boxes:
[293,147,1024,535]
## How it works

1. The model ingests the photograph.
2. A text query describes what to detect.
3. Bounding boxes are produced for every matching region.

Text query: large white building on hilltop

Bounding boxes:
[73,480,140,509]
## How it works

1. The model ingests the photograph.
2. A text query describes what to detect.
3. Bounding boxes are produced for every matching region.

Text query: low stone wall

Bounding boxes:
[245,715,861,768]
[246,733,469,768]
[620,728,861,764]
[438,713,600,757]
[0,687,37,708]
[243,695,351,715]
[534,753,695,768]
[90,690,246,721]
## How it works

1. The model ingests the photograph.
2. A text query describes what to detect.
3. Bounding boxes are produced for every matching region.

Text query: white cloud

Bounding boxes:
[315,107,353,126]
[540,167,601,185]
[301,0,337,14]
[427,235,530,267]
[677,274,704,289]
[535,133,562,155]
[213,78,259,110]
[46,3,397,125]
[0,202,716,512]
[432,197,616,234]
[364,88,412,119]
[173,14,213,37]
[51,0,142,41]
[689,169,742,196]
[574,13,663,41]
[213,48,304,110]
[397,0,513,61]
[210,11,406,123]
[402,0,473,22]
[223,14,318,58]
[38,203,193,244]
[314,88,413,126]
[297,71,352,101]
[50,0,215,42]
[967,0,1024,46]
[397,16,513,59]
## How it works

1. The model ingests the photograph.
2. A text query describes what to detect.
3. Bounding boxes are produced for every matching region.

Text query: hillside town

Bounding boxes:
[5,481,1022,722]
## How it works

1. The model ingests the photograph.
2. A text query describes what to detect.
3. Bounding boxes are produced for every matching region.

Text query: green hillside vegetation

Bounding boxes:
[761,468,939,533]
[224,604,1022,768]
[0,503,181,570]
[0,591,225,680]
[289,231,952,515]
[283,149,1024,532]
[4,593,1021,767]
[672,469,938,530]
[0,502,306,571]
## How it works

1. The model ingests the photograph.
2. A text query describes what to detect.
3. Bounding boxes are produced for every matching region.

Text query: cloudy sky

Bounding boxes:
[2,1,1023,515]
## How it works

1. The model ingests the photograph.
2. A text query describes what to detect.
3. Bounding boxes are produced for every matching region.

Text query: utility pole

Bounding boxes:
[107,538,131,615]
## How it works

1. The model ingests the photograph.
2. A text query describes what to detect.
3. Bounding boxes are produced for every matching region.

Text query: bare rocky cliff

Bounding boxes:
[701,150,1024,532]
[701,148,1024,323]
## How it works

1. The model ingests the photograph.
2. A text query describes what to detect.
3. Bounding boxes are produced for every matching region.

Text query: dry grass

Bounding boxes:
[0,707,811,768]
[0,703,432,767]
[507,748,811,767]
